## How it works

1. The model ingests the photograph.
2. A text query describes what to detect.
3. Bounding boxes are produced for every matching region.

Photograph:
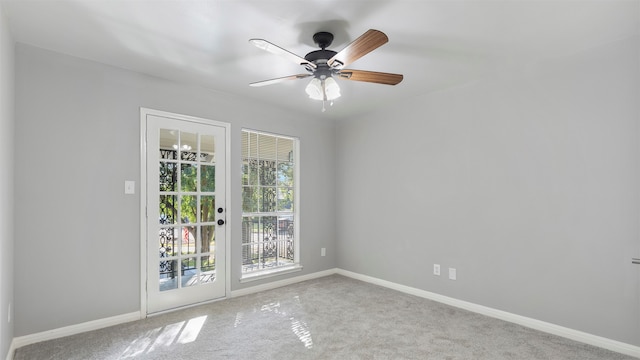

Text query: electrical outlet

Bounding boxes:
[449,268,457,280]
[321,248,326,257]
[433,264,440,276]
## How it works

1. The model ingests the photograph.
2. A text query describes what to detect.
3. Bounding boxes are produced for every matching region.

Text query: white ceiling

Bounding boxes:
[1,0,638,120]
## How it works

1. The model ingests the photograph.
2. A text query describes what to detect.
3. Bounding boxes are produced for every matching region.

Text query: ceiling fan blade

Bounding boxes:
[327,29,389,68]
[249,39,316,69]
[337,69,403,85]
[249,74,312,87]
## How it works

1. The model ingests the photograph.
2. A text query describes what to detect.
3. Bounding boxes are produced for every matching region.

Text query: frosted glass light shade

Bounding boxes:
[324,77,341,100]
[305,78,323,100]
[305,77,341,101]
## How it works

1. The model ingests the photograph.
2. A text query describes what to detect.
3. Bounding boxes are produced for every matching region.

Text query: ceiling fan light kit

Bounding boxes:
[249,29,403,112]
[305,77,341,101]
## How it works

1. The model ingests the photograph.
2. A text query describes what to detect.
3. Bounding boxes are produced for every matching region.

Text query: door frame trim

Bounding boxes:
[139,107,231,317]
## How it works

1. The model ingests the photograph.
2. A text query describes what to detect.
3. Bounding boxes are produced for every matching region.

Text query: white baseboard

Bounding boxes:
[230,268,338,298]
[5,339,16,360]
[8,311,142,359]
[336,268,640,359]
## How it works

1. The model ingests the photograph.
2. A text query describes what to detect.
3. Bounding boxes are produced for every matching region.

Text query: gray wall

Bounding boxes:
[336,35,640,346]
[8,13,640,351]
[0,5,14,359]
[13,44,336,336]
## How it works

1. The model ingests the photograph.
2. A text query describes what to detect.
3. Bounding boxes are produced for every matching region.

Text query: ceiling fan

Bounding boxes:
[249,29,403,111]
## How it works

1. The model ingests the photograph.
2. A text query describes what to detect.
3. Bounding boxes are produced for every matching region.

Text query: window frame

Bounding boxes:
[239,129,301,282]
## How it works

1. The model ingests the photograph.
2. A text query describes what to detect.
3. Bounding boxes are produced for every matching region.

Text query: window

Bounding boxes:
[241,130,299,279]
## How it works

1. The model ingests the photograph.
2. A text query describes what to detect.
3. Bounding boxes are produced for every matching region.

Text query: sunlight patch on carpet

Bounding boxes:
[119,315,208,358]
[290,317,313,349]
[177,316,207,344]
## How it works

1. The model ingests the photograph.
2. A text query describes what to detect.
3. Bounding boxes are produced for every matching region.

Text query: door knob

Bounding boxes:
[217,207,224,213]
[217,219,225,226]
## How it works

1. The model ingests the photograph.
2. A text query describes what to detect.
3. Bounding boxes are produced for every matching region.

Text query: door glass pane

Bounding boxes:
[160,129,178,160]
[159,195,177,224]
[160,162,177,191]
[201,225,215,253]
[159,258,178,292]
[180,132,197,161]
[180,195,197,223]
[181,164,197,192]
[182,257,197,287]
[201,134,215,163]
[200,165,215,192]
[159,227,177,257]
[158,233,178,291]
[181,226,196,255]
[200,196,215,222]
[200,255,215,284]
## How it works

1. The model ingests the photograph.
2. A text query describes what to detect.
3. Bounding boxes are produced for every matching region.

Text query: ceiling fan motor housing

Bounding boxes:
[312,31,334,49]
[304,49,337,63]
[307,32,337,60]
[305,32,339,78]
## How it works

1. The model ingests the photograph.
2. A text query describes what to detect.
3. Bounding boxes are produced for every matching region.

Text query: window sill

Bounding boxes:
[239,264,303,284]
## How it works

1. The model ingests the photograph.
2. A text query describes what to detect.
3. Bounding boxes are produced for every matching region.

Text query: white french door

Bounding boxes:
[142,109,228,314]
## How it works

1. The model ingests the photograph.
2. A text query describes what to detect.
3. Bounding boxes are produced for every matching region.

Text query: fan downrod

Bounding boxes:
[312,32,334,49]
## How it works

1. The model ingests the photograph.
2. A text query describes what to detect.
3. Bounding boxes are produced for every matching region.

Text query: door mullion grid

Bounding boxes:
[195,132,202,285]
[176,131,183,287]
[144,109,228,314]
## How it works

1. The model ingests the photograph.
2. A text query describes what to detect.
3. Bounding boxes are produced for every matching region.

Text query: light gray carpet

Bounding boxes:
[14,275,637,359]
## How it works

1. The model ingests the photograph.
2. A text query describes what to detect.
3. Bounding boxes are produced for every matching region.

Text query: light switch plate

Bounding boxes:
[124,180,135,194]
